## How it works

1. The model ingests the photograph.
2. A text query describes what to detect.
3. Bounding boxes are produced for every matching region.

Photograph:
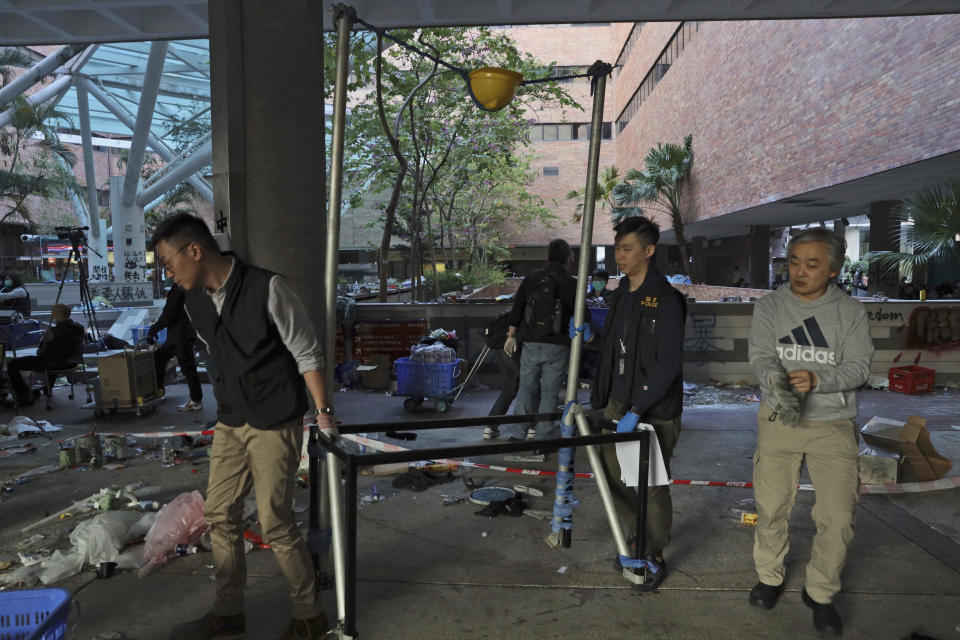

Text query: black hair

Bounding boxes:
[3,272,23,288]
[614,215,660,247]
[152,213,219,253]
[591,269,609,280]
[547,238,572,265]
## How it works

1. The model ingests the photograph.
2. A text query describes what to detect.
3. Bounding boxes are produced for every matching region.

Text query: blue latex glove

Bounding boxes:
[568,317,594,342]
[616,411,641,433]
[562,400,576,426]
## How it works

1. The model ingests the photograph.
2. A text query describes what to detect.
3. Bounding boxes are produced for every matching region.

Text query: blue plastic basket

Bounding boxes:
[394,357,462,398]
[0,588,71,640]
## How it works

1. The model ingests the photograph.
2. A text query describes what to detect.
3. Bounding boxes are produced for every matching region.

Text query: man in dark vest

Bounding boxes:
[579,215,686,591]
[153,213,332,640]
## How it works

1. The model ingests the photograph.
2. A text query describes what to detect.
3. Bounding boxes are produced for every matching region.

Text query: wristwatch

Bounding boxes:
[317,406,335,416]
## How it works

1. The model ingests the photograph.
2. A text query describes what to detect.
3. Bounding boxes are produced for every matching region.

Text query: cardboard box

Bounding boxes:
[96,349,157,406]
[358,354,391,391]
[858,446,902,484]
[860,415,952,482]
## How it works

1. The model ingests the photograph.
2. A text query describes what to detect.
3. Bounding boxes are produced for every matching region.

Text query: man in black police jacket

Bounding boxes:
[582,215,686,591]
[153,213,333,640]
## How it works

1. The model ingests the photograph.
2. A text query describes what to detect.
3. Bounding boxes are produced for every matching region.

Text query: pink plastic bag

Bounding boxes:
[138,490,208,576]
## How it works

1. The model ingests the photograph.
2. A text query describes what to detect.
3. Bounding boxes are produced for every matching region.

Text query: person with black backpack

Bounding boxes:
[505,239,577,441]
[481,311,527,440]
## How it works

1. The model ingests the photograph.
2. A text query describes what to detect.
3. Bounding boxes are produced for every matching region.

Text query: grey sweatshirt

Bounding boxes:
[748,284,874,421]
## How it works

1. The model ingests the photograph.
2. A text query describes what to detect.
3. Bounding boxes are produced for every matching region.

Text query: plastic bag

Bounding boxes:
[38,511,146,584]
[138,491,207,577]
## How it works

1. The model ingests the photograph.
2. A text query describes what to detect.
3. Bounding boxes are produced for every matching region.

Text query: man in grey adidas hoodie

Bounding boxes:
[747,228,873,637]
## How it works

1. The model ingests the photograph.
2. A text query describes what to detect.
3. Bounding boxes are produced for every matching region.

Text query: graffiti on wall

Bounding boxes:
[906,306,960,350]
[685,314,725,365]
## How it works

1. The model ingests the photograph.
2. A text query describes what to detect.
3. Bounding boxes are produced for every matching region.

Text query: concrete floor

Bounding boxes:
[1,380,958,639]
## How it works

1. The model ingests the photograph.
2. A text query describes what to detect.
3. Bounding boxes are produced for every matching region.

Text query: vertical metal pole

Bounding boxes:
[636,431,650,560]
[344,458,359,638]
[555,62,626,554]
[564,64,608,406]
[325,3,354,630]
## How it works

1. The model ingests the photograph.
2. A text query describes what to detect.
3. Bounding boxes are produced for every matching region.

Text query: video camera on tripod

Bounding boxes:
[54,225,89,248]
[52,225,101,340]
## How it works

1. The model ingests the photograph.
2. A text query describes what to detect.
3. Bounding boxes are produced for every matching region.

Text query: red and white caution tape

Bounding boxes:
[342,434,960,494]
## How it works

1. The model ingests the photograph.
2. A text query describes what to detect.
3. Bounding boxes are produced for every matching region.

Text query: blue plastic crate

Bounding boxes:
[394,357,462,398]
[0,588,70,640]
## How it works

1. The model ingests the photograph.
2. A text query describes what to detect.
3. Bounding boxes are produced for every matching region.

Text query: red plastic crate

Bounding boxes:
[888,365,935,394]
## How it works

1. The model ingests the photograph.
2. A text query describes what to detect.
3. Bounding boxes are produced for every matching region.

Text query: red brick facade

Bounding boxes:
[508,16,960,254]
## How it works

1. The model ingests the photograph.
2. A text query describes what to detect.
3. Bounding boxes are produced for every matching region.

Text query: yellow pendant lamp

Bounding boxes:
[467,67,523,112]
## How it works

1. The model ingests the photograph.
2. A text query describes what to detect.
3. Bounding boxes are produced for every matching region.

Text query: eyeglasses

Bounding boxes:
[158,242,192,270]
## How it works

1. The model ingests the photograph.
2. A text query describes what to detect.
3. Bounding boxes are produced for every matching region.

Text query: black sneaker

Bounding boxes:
[635,555,667,592]
[749,581,786,609]
[169,612,245,639]
[277,612,331,639]
[802,587,843,636]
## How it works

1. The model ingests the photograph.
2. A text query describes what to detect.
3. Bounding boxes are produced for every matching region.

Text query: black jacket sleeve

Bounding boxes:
[629,292,685,416]
[507,276,530,329]
[151,286,185,334]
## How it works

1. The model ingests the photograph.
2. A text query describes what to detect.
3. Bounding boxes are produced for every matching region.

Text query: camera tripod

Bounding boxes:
[54,225,100,340]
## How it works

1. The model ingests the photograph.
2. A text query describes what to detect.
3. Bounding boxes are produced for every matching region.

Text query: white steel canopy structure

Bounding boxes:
[1,0,959,45]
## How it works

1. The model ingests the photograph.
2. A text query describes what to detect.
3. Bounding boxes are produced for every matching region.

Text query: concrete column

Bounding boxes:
[868,200,899,296]
[88,219,109,282]
[749,225,770,290]
[691,236,706,283]
[107,175,150,305]
[208,0,326,333]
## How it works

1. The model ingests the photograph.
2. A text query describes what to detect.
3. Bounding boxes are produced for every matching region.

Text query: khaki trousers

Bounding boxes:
[205,420,321,619]
[598,398,682,558]
[753,403,860,603]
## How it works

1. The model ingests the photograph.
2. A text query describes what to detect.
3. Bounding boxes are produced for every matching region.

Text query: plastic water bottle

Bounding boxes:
[161,439,175,467]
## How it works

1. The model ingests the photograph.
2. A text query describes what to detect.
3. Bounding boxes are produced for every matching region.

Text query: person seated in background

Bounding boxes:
[6,304,84,406]
[0,273,31,317]
[587,268,612,302]
[148,282,203,411]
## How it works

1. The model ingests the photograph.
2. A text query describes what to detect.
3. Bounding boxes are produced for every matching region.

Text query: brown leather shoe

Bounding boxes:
[277,612,330,639]
[169,612,245,639]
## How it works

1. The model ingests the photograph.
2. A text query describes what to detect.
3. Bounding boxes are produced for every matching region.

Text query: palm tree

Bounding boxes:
[565,165,641,224]
[867,180,960,287]
[0,95,79,224]
[612,134,694,274]
[0,47,33,87]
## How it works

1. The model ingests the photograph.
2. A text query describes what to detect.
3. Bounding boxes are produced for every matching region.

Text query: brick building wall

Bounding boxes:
[613,16,960,226]
[500,25,620,248]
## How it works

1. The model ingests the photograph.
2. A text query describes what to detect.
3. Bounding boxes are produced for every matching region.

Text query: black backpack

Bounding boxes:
[523,269,564,340]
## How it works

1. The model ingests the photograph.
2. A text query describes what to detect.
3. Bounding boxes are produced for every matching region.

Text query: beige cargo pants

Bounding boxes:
[204,419,322,619]
[753,402,860,603]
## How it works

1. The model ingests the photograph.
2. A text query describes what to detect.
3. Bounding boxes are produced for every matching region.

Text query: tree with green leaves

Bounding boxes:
[867,180,960,288]
[612,134,694,274]
[333,27,578,300]
[1,47,80,226]
[565,165,641,224]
